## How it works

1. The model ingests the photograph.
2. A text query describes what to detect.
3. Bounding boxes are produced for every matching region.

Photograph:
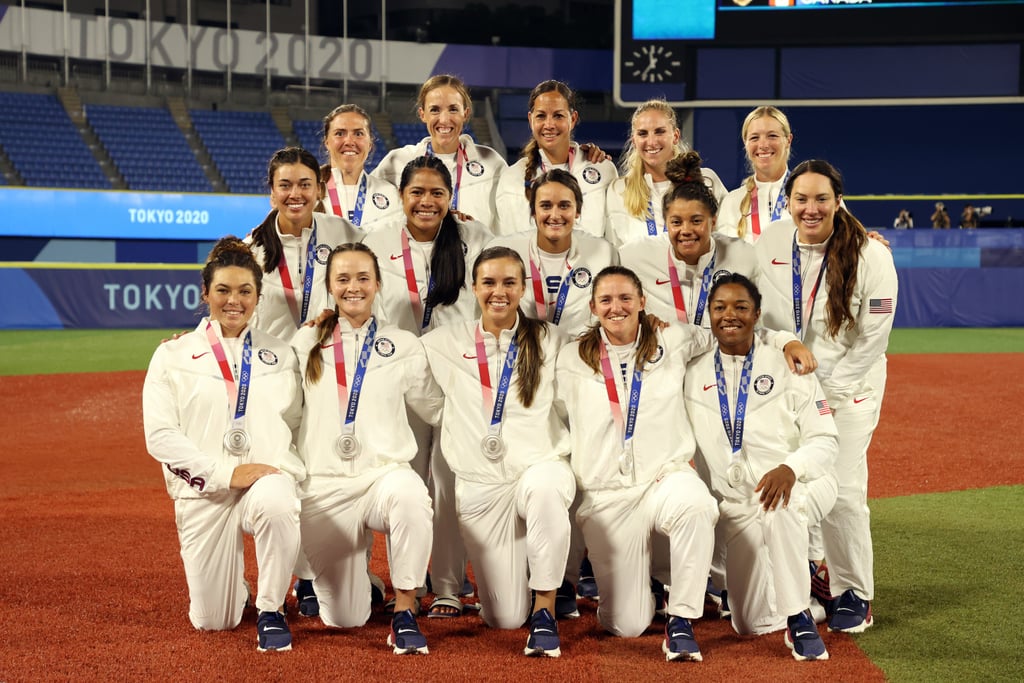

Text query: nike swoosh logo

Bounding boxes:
[837,607,857,613]
[263,626,285,632]
[462,353,477,359]
[534,629,554,634]
[390,254,403,260]
[655,279,671,285]
[853,396,868,404]
[191,352,210,360]
[703,384,716,391]
[796,630,816,637]
[398,629,417,634]
[319,343,337,349]
[771,259,788,265]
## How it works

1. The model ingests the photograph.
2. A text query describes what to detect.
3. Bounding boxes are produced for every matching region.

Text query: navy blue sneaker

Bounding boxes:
[555,579,580,619]
[256,610,292,652]
[828,589,873,633]
[785,610,829,661]
[292,579,319,618]
[577,556,599,600]
[388,609,429,654]
[662,615,702,662]
[524,608,561,657]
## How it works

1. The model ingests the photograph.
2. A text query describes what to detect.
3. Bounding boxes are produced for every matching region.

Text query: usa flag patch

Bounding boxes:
[816,399,831,416]
[869,298,893,314]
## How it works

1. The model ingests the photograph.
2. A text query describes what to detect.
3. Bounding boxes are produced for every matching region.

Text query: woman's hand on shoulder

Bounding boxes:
[782,340,818,375]
[866,230,891,251]
[579,142,611,164]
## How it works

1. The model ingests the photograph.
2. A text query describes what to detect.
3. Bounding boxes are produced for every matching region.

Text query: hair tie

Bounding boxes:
[683,175,692,182]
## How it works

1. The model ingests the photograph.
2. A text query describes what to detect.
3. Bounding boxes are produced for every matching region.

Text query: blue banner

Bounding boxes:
[0,188,268,240]
[0,264,203,329]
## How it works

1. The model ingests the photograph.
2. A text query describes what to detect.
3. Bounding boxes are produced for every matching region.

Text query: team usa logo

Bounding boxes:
[466,160,485,177]
[712,269,731,284]
[570,267,593,289]
[753,374,774,396]
[316,244,332,264]
[258,348,279,366]
[581,167,601,185]
[372,192,390,210]
[374,337,396,358]
[650,344,665,364]
[166,463,205,491]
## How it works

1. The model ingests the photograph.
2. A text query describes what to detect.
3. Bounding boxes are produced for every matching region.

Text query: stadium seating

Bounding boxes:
[190,109,287,194]
[0,91,111,190]
[87,104,212,193]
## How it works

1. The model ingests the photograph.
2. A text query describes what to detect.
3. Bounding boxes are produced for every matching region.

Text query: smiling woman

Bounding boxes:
[244,147,358,341]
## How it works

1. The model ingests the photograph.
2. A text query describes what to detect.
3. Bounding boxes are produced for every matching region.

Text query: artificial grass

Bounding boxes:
[0,329,177,376]
[863,486,1024,682]
[885,327,1024,354]
[0,327,1020,376]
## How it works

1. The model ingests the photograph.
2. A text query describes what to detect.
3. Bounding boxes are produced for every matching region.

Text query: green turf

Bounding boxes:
[885,328,1024,354]
[861,486,1024,682]
[0,329,179,375]
[0,326,1020,375]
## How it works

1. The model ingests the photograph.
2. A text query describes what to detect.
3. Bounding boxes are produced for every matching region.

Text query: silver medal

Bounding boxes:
[223,428,251,457]
[335,433,361,460]
[480,434,506,461]
[727,462,744,487]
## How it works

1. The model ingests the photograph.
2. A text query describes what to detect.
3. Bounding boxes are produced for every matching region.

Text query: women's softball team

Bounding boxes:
[144,81,896,662]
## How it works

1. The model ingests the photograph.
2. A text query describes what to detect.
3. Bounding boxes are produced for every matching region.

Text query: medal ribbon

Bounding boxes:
[749,170,789,237]
[205,322,252,429]
[332,318,378,436]
[713,341,755,456]
[276,223,318,326]
[791,232,829,340]
[531,146,577,187]
[400,229,436,330]
[326,172,368,226]
[528,245,573,325]
[667,250,715,326]
[598,337,643,454]
[426,141,466,211]
[645,197,658,236]
[474,325,519,437]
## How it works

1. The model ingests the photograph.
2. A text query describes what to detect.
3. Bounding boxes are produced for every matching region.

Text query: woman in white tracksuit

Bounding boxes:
[487,169,618,337]
[684,273,838,661]
[716,106,794,244]
[606,99,727,249]
[318,104,402,232]
[245,147,359,341]
[555,265,719,662]
[487,168,618,616]
[620,151,758,329]
[755,160,897,634]
[494,80,617,237]
[372,75,506,230]
[361,155,492,618]
[421,246,575,658]
[143,236,304,653]
[290,242,442,654]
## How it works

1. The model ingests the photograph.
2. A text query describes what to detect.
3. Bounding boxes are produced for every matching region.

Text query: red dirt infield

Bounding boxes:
[2,353,1020,681]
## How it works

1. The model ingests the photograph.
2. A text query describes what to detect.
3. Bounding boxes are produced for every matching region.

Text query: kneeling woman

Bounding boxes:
[291,243,442,654]
[421,247,575,658]
[555,266,719,662]
[143,237,304,652]
[684,274,839,661]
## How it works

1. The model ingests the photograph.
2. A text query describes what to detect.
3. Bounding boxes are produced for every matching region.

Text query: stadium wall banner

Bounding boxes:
[0,6,611,91]
[0,187,269,240]
[0,263,203,329]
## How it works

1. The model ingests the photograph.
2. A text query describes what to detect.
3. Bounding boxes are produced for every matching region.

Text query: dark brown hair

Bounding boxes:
[250,147,321,274]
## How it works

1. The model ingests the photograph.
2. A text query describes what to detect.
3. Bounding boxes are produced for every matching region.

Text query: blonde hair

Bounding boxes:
[417,74,472,112]
[736,106,793,240]
[619,99,687,220]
